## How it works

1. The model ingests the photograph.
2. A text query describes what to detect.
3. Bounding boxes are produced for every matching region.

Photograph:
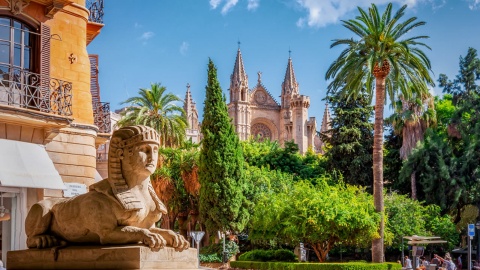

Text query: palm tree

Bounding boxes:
[325,3,434,262]
[387,88,436,199]
[117,83,187,147]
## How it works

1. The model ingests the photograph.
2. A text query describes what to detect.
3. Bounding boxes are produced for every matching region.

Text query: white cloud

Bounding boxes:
[294,0,442,28]
[468,0,480,10]
[210,0,222,9]
[140,31,154,40]
[222,0,239,14]
[247,0,260,11]
[134,22,142,28]
[210,0,258,14]
[180,41,189,56]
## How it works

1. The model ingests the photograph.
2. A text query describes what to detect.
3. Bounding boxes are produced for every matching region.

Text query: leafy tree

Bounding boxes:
[242,140,325,181]
[323,92,374,189]
[325,3,434,261]
[439,47,480,106]
[199,59,250,233]
[399,129,455,212]
[250,178,380,262]
[384,192,458,251]
[117,82,187,147]
[434,94,455,132]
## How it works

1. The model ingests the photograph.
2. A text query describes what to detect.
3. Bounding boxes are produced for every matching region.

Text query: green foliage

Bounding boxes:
[238,249,297,262]
[242,140,326,181]
[198,59,250,233]
[434,94,455,131]
[117,82,187,147]
[250,178,380,262]
[384,192,458,250]
[244,164,294,203]
[325,3,434,106]
[439,47,480,106]
[199,253,222,263]
[383,126,404,191]
[325,4,434,261]
[399,129,455,211]
[323,92,374,189]
[200,240,240,261]
[230,261,402,270]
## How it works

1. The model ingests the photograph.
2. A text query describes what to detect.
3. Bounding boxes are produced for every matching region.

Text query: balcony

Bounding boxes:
[93,101,111,134]
[86,0,104,45]
[0,65,72,117]
[87,0,104,24]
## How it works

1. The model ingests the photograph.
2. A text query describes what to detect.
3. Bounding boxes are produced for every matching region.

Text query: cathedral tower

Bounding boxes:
[184,83,200,143]
[228,47,250,140]
[280,55,300,145]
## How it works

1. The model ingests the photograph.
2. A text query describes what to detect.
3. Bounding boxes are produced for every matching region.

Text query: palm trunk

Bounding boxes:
[372,76,386,263]
[411,172,417,200]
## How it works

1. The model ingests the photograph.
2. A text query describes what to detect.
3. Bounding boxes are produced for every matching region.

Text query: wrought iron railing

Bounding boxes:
[0,65,72,116]
[93,101,111,133]
[87,0,104,24]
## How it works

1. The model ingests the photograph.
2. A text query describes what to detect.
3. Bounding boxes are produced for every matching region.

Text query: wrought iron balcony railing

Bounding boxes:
[87,0,104,24]
[0,65,72,116]
[93,101,111,133]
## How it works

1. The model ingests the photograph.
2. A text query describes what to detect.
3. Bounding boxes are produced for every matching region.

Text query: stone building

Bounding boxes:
[183,48,331,154]
[0,0,106,263]
[228,48,318,154]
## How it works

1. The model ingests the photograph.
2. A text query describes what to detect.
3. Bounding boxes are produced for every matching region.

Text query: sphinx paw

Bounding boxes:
[27,235,60,249]
[142,230,166,249]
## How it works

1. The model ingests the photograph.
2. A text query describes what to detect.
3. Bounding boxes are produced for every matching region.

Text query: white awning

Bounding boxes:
[0,139,66,190]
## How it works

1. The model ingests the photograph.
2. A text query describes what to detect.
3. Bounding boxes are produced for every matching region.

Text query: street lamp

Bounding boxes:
[475,221,480,264]
[190,231,205,267]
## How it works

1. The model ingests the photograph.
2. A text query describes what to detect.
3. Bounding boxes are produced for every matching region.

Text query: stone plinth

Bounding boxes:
[7,245,199,269]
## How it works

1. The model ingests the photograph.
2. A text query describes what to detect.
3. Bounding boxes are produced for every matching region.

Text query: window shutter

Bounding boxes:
[40,23,50,111]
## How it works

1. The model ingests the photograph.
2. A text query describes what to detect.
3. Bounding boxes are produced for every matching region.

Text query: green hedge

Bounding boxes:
[230,261,402,270]
[238,249,297,262]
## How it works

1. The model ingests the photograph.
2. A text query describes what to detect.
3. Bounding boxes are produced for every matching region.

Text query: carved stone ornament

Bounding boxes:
[251,123,272,141]
[254,91,267,105]
[25,125,190,252]
[6,0,30,15]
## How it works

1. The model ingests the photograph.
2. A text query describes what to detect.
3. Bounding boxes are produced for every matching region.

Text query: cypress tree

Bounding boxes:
[198,59,249,233]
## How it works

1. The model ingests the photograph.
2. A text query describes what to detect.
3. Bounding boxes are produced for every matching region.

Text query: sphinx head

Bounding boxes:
[108,125,160,194]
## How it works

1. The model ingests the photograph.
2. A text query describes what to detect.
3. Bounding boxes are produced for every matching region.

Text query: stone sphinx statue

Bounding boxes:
[25,125,189,251]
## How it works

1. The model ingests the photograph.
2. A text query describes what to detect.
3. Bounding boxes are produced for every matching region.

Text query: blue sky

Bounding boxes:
[87,0,480,123]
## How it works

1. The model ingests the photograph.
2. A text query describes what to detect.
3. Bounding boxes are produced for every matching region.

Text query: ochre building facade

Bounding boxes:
[0,0,106,263]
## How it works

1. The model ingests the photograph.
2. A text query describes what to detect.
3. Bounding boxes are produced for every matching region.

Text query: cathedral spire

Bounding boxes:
[230,47,248,88]
[184,83,193,113]
[320,103,331,133]
[282,54,299,96]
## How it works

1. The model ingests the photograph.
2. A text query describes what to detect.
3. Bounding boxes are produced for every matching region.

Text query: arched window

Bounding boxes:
[0,17,33,72]
[0,16,48,111]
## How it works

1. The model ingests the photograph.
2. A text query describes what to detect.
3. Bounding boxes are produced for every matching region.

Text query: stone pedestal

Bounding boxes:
[7,245,199,269]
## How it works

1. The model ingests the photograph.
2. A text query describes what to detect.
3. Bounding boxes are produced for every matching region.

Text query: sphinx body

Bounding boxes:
[24,126,189,251]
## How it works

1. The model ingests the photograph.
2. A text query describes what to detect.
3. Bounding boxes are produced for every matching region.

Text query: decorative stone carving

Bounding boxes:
[254,91,267,105]
[25,125,189,251]
[251,123,271,141]
[6,0,30,15]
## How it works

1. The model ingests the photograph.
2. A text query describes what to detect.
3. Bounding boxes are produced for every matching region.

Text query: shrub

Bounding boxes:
[230,261,402,270]
[199,253,222,263]
[200,240,240,261]
[238,249,297,262]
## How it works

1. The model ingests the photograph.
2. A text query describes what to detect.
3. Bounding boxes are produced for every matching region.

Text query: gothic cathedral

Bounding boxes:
[184,48,331,154]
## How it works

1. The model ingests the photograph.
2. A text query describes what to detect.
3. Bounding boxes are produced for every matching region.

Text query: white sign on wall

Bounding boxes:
[63,183,87,198]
